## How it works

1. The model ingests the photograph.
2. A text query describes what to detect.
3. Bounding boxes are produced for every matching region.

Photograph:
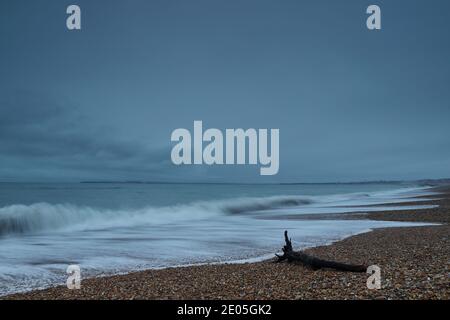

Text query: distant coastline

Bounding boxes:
[78,178,450,185]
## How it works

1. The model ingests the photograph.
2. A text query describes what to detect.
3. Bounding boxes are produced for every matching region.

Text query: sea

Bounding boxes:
[0,182,439,295]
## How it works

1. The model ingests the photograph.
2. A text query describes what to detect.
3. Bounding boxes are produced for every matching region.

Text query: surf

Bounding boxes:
[0,186,436,237]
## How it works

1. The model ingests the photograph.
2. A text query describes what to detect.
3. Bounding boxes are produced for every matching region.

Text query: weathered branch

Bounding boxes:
[275,230,367,273]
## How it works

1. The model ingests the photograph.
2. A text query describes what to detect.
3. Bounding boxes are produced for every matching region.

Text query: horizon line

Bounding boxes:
[0,178,449,185]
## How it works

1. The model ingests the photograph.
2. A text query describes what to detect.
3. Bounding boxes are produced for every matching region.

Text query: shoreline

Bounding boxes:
[3,186,449,300]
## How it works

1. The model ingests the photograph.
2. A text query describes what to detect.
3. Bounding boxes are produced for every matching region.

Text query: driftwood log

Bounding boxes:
[275,231,367,272]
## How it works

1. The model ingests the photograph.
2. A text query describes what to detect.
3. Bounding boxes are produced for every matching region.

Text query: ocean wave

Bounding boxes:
[0,195,317,237]
[0,186,434,237]
[221,197,312,214]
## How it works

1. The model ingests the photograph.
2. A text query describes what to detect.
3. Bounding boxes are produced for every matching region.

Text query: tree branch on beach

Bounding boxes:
[275,231,367,272]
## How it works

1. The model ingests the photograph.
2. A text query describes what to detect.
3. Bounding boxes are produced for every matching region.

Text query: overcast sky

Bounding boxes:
[0,0,449,183]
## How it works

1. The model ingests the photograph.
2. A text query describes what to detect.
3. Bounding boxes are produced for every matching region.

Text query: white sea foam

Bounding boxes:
[0,184,439,296]
[0,186,437,237]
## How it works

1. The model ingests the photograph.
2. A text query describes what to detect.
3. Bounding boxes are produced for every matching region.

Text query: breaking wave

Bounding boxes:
[0,195,315,237]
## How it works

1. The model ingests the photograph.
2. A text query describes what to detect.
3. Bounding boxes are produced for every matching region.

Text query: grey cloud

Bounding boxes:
[0,90,172,181]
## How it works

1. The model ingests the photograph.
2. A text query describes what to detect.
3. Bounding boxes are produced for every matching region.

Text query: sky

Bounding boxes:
[0,0,449,183]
